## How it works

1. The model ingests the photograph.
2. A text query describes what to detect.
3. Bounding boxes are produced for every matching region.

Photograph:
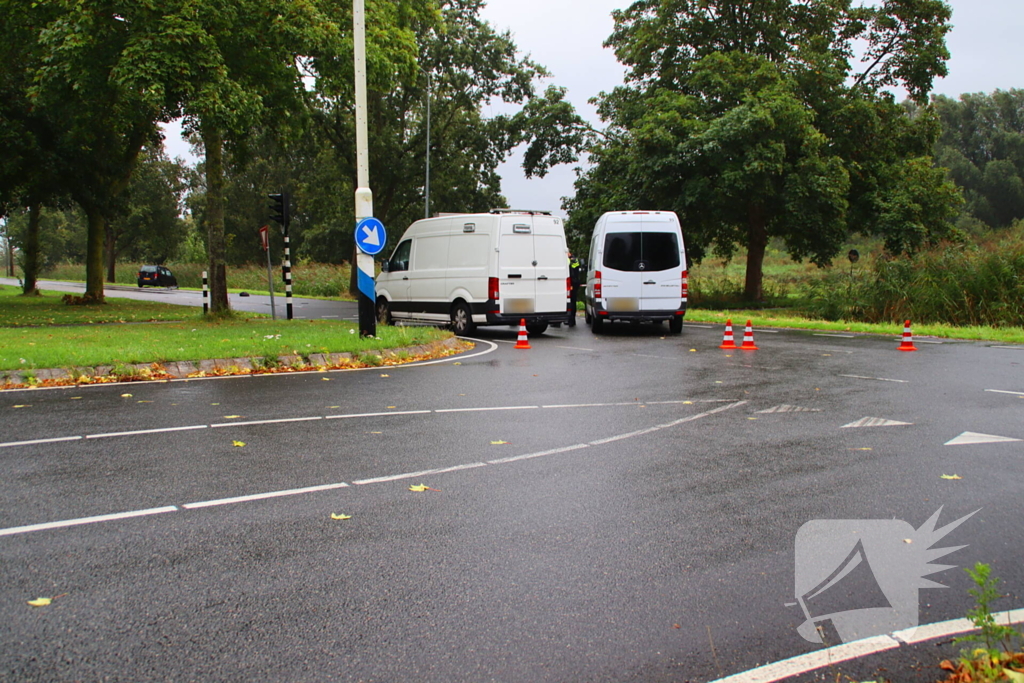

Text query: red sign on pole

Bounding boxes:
[259,225,269,252]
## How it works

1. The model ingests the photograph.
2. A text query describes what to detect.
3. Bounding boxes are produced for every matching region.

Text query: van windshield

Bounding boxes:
[603,232,680,272]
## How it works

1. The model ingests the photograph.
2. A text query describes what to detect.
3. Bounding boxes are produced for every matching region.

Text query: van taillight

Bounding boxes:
[593,270,602,299]
[566,277,571,299]
[488,277,499,301]
[682,270,688,300]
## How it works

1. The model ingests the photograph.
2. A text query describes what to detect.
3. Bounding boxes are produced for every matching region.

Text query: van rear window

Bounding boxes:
[603,232,680,272]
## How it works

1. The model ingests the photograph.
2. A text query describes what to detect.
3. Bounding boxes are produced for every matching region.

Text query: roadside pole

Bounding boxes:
[284,231,293,320]
[260,225,276,320]
[202,271,209,314]
[353,0,376,337]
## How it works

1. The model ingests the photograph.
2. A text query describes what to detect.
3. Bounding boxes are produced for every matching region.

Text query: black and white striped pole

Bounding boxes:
[202,270,208,314]
[283,232,293,320]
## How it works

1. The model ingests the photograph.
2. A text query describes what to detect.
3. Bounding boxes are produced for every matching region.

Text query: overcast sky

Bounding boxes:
[164,0,1023,219]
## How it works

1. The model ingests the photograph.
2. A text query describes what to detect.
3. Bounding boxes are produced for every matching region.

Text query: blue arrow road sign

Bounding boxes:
[355,217,386,256]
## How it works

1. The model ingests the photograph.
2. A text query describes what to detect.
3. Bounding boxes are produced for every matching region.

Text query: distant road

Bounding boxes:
[0,277,358,321]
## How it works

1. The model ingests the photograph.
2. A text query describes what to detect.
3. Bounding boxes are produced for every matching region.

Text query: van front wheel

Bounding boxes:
[450,302,475,335]
[669,316,683,334]
[375,298,392,325]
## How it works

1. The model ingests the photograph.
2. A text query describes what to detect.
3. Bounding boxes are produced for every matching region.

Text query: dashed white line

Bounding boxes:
[0,506,179,537]
[486,443,590,464]
[210,416,323,428]
[86,425,208,439]
[814,333,855,338]
[986,389,1024,396]
[0,435,83,449]
[542,402,637,409]
[991,346,1024,350]
[435,405,538,413]
[555,346,595,351]
[352,462,487,485]
[839,374,908,383]
[325,410,431,419]
[182,482,351,509]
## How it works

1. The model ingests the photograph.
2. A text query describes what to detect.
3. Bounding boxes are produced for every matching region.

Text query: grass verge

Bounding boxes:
[0,286,452,372]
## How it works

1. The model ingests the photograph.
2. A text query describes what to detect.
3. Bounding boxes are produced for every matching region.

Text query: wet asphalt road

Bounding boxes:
[1,296,1023,682]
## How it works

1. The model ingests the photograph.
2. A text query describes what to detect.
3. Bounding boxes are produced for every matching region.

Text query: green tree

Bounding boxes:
[566,0,962,301]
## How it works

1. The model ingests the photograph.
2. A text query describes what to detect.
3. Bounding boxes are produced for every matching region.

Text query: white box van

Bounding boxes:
[376,210,571,335]
[584,210,688,333]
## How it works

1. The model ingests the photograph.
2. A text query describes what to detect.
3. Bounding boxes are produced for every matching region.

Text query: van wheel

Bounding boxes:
[375,298,392,325]
[591,313,604,333]
[584,306,592,325]
[450,302,475,335]
[525,322,548,336]
[669,316,683,334]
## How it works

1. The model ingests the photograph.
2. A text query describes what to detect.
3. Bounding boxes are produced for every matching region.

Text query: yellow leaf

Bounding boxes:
[137,400,153,403]
[330,513,352,520]
[223,415,242,419]
[683,401,693,404]
[232,440,246,447]
[380,374,389,378]
[453,362,461,365]
[370,431,382,434]
[490,440,510,445]
[27,597,51,607]
[70,397,82,400]
[121,393,132,398]
[940,474,962,480]
[12,405,30,408]
[329,405,340,409]
[387,406,396,409]
[408,484,429,492]
[689,349,697,352]
[322,378,330,381]
[211,403,219,406]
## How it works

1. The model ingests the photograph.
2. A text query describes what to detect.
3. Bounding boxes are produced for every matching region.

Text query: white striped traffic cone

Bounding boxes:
[719,319,738,349]
[897,320,917,352]
[740,320,758,350]
[514,319,531,349]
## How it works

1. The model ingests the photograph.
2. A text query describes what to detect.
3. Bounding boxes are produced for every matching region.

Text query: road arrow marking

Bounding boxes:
[841,417,913,428]
[945,431,1022,446]
[757,405,821,414]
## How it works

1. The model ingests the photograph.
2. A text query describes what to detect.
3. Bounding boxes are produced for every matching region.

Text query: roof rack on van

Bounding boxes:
[489,208,552,215]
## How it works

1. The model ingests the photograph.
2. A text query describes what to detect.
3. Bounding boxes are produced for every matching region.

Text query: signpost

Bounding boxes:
[353,0,376,336]
[355,217,386,256]
[260,225,276,320]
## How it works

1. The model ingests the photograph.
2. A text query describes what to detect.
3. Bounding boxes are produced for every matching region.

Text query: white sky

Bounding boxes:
[163,0,1024,218]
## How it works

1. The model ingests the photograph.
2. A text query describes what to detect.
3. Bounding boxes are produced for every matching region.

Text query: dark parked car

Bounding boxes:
[137,265,178,288]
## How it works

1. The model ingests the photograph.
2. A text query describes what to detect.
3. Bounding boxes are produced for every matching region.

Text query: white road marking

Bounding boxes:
[839,374,908,383]
[555,346,595,351]
[684,323,713,328]
[435,405,538,413]
[945,431,1022,446]
[209,416,323,428]
[325,410,431,419]
[986,389,1024,396]
[0,435,83,449]
[711,635,900,683]
[492,339,517,344]
[757,405,821,414]
[182,482,351,509]
[487,443,590,464]
[0,506,178,537]
[814,333,855,338]
[711,610,1024,683]
[0,400,746,537]
[352,462,487,485]
[85,425,208,439]
[991,346,1024,350]
[841,417,913,428]
[542,401,635,409]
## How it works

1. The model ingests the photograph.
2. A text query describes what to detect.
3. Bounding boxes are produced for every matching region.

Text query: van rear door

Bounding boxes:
[532,217,570,315]
[601,214,682,313]
[497,217,538,315]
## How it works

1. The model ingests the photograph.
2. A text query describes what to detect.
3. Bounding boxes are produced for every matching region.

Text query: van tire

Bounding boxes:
[450,302,475,335]
[669,316,683,334]
[526,322,548,336]
[375,298,392,326]
[591,313,604,333]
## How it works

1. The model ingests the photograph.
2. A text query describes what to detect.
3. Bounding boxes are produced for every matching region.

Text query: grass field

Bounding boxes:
[0,286,450,372]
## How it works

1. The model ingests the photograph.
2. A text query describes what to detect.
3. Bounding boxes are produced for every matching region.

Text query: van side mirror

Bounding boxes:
[380,259,390,273]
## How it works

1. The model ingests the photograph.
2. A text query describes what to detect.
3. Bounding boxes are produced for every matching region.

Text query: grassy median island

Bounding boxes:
[0,285,455,375]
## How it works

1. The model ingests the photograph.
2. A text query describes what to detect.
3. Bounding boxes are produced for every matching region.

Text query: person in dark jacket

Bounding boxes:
[568,253,585,327]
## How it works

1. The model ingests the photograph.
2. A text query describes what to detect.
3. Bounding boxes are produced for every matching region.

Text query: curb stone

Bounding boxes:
[0,337,469,391]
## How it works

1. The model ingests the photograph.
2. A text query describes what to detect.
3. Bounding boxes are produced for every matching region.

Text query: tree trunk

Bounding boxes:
[105,223,117,283]
[22,203,41,295]
[203,124,230,313]
[83,204,106,302]
[744,203,768,303]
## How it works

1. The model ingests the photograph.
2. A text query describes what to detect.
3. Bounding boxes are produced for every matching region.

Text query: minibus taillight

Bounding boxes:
[681,270,689,300]
[593,270,602,299]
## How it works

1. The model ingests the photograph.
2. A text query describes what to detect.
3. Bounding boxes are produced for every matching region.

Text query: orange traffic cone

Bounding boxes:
[719,319,738,349]
[514,319,531,349]
[897,320,917,352]
[740,320,758,350]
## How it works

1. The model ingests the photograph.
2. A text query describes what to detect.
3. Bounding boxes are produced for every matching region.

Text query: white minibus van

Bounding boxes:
[376,210,572,335]
[585,211,688,333]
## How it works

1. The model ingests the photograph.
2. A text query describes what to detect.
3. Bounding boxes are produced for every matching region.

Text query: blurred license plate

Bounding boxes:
[607,297,639,312]
[504,298,535,314]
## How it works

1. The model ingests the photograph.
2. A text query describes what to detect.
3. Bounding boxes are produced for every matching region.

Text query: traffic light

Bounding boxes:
[268,192,290,227]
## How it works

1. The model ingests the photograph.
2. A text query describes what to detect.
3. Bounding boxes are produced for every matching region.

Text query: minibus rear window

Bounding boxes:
[603,232,680,272]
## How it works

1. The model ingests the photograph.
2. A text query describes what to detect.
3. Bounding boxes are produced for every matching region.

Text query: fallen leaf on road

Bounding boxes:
[683,401,693,404]
[121,393,132,398]
[387,406,396,409]
[330,513,352,520]
[940,474,962,480]
[490,440,510,445]
[27,598,51,607]
[689,349,697,352]
[380,374,389,377]
[70,397,82,400]
[12,405,30,408]
[408,484,439,492]
[370,431,382,434]
[453,362,461,365]
[232,440,246,447]
[223,415,242,419]
[211,403,220,406]
[849,448,873,451]
[940,660,956,672]
[137,400,153,403]
[329,405,340,409]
